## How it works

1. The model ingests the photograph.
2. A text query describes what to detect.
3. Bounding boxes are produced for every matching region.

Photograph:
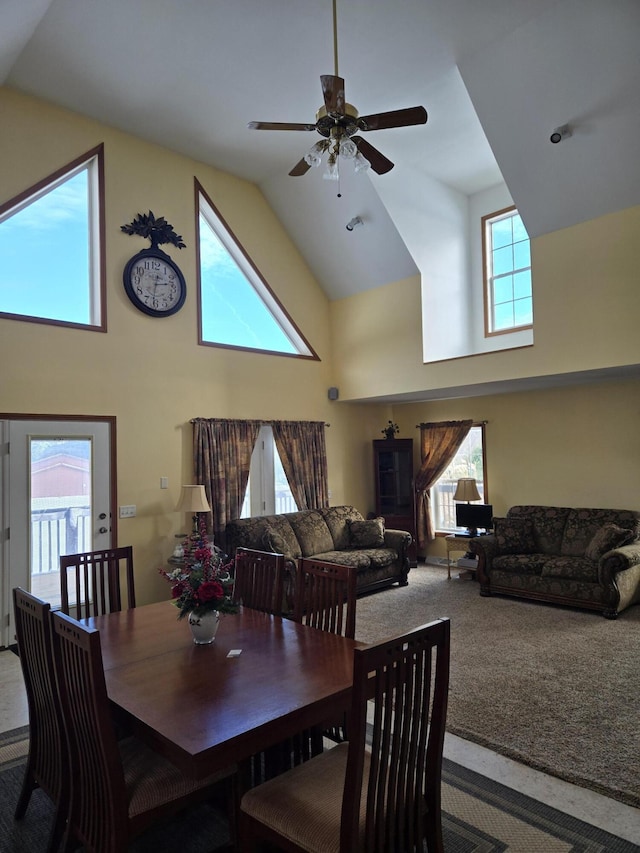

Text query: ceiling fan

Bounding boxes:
[248,0,427,179]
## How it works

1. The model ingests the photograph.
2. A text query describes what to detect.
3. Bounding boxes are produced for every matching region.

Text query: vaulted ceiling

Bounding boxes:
[2,0,639,300]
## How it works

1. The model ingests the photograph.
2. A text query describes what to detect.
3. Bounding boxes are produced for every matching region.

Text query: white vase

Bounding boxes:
[188,610,220,644]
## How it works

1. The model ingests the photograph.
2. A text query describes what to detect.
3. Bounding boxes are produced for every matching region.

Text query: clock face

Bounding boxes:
[123,250,186,317]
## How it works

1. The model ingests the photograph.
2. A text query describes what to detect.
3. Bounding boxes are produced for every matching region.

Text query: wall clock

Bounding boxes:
[121,211,187,318]
[123,246,186,317]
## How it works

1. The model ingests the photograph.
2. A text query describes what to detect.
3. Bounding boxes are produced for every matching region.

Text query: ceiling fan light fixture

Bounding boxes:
[354,151,370,173]
[304,140,328,167]
[323,156,340,181]
[339,137,357,159]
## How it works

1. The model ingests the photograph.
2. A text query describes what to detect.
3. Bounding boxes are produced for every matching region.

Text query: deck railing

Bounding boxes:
[30,505,92,575]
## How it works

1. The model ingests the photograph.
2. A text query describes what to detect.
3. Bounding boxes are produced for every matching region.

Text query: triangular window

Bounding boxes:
[196,180,317,358]
[0,145,105,330]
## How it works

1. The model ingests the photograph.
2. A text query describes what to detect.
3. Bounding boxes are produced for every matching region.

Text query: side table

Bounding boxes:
[444,534,474,580]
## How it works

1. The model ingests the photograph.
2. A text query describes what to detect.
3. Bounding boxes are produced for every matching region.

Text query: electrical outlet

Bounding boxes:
[119,505,136,518]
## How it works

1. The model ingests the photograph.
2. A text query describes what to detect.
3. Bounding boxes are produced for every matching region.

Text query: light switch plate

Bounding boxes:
[119,505,136,518]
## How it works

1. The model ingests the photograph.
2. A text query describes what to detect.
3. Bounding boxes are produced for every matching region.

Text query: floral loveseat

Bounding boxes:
[225,505,412,598]
[470,505,640,618]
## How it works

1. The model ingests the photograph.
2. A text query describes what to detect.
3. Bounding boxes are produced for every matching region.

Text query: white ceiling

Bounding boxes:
[2,0,640,301]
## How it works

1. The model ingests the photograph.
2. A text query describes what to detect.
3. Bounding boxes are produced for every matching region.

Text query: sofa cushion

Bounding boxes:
[348,518,385,549]
[227,515,302,560]
[559,509,639,556]
[260,517,302,559]
[287,511,334,557]
[585,523,635,561]
[494,517,535,555]
[366,548,399,568]
[312,550,371,569]
[540,556,599,583]
[493,554,547,575]
[319,506,364,550]
[507,506,571,554]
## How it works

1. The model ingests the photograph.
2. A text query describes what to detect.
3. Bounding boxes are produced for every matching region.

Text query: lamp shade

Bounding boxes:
[175,485,211,514]
[453,478,481,502]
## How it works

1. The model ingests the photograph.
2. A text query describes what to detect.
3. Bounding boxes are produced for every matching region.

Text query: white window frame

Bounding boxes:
[482,205,532,337]
[0,145,106,331]
[431,424,487,533]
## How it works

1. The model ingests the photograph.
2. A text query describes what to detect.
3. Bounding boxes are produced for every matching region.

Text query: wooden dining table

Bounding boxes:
[83,601,360,780]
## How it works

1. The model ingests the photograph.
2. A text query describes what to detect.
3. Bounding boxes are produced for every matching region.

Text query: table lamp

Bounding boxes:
[453,478,481,503]
[176,484,211,535]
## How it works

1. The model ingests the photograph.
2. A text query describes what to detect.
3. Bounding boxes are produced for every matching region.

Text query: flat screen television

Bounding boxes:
[455,503,493,534]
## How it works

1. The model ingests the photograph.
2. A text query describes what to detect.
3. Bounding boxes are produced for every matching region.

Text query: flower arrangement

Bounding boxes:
[159,517,238,619]
[381,420,399,439]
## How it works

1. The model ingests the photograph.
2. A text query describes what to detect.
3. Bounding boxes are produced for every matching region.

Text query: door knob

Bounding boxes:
[98,526,108,534]
[99,512,107,520]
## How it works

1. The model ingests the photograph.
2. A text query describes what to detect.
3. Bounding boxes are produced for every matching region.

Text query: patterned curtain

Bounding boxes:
[271,420,329,511]
[415,420,473,549]
[192,418,262,543]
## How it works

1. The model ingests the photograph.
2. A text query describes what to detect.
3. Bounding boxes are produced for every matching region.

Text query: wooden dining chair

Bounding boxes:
[239,617,451,853]
[294,558,357,639]
[50,609,235,853]
[233,547,286,615]
[12,588,67,853]
[59,545,136,619]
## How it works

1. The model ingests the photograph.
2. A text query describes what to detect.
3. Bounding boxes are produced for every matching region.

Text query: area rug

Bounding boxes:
[355,564,640,809]
[1,726,637,853]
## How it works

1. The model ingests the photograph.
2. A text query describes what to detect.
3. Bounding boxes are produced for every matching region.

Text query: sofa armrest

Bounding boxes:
[599,541,640,585]
[384,528,412,554]
[469,534,498,562]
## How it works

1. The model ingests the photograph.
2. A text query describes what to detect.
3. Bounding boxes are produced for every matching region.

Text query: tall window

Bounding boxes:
[196,180,317,359]
[241,425,297,517]
[482,206,532,336]
[0,145,105,330]
[432,425,486,532]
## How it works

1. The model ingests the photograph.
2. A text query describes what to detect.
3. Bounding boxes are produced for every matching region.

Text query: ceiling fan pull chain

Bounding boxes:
[332,0,339,77]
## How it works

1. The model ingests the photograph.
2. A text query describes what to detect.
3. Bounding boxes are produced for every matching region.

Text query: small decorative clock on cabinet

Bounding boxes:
[121,211,187,318]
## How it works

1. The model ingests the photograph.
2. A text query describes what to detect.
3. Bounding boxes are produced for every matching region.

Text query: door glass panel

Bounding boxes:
[29,437,93,607]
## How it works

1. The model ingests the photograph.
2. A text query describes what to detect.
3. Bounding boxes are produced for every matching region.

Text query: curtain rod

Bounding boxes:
[190,418,329,426]
[415,420,488,428]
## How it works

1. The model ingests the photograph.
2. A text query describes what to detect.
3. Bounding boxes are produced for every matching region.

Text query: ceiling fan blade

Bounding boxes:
[248,121,317,131]
[289,158,312,177]
[352,137,394,174]
[357,106,427,131]
[320,75,345,116]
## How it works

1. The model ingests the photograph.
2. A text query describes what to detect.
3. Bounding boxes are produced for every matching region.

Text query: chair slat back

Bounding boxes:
[341,618,450,853]
[51,610,130,852]
[12,588,65,804]
[59,545,135,619]
[233,547,285,615]
[294,559,356,639]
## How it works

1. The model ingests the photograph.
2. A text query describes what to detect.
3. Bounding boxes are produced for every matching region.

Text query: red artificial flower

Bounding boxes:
[171,581,185,599]
[197,580,224,603]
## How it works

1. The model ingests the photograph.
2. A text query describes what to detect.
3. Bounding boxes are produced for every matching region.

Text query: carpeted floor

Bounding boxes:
[1,725,638,853]
[355,564,640,809]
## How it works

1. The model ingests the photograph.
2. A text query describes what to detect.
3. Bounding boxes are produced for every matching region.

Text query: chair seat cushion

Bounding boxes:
[312,550,371,569]
[540,556,599,582]
[241,742,368,853]
[120,737,232,818]
[492,554,547,575]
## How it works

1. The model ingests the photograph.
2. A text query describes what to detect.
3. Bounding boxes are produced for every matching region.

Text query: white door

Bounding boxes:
[1,418,113,646]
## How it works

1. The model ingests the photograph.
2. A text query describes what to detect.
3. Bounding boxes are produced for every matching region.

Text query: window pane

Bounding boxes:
[512,214,527,243]
[513,239,530,270]
[432,427,485,531]
[514,297,533,326]
[491,217,512,249]
[494,302,514,330]
[199,214,297,353]
[493,274,513,305]
[492,245,513,276]
[513,270,531,300]
[0,171,92,324]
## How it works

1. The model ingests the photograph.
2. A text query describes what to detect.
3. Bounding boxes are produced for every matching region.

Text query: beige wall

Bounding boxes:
[0,88,379,604]
[331,205,640,401]
[391,377,640,559]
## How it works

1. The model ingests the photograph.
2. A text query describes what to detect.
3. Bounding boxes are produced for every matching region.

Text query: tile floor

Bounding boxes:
[1,648,639,846]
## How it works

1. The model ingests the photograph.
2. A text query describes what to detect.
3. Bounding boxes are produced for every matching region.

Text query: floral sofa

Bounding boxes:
[470,505,640,618]
[224,505,412,599]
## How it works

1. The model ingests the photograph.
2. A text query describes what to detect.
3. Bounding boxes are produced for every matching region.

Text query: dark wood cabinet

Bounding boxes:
[373,439,417,565]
